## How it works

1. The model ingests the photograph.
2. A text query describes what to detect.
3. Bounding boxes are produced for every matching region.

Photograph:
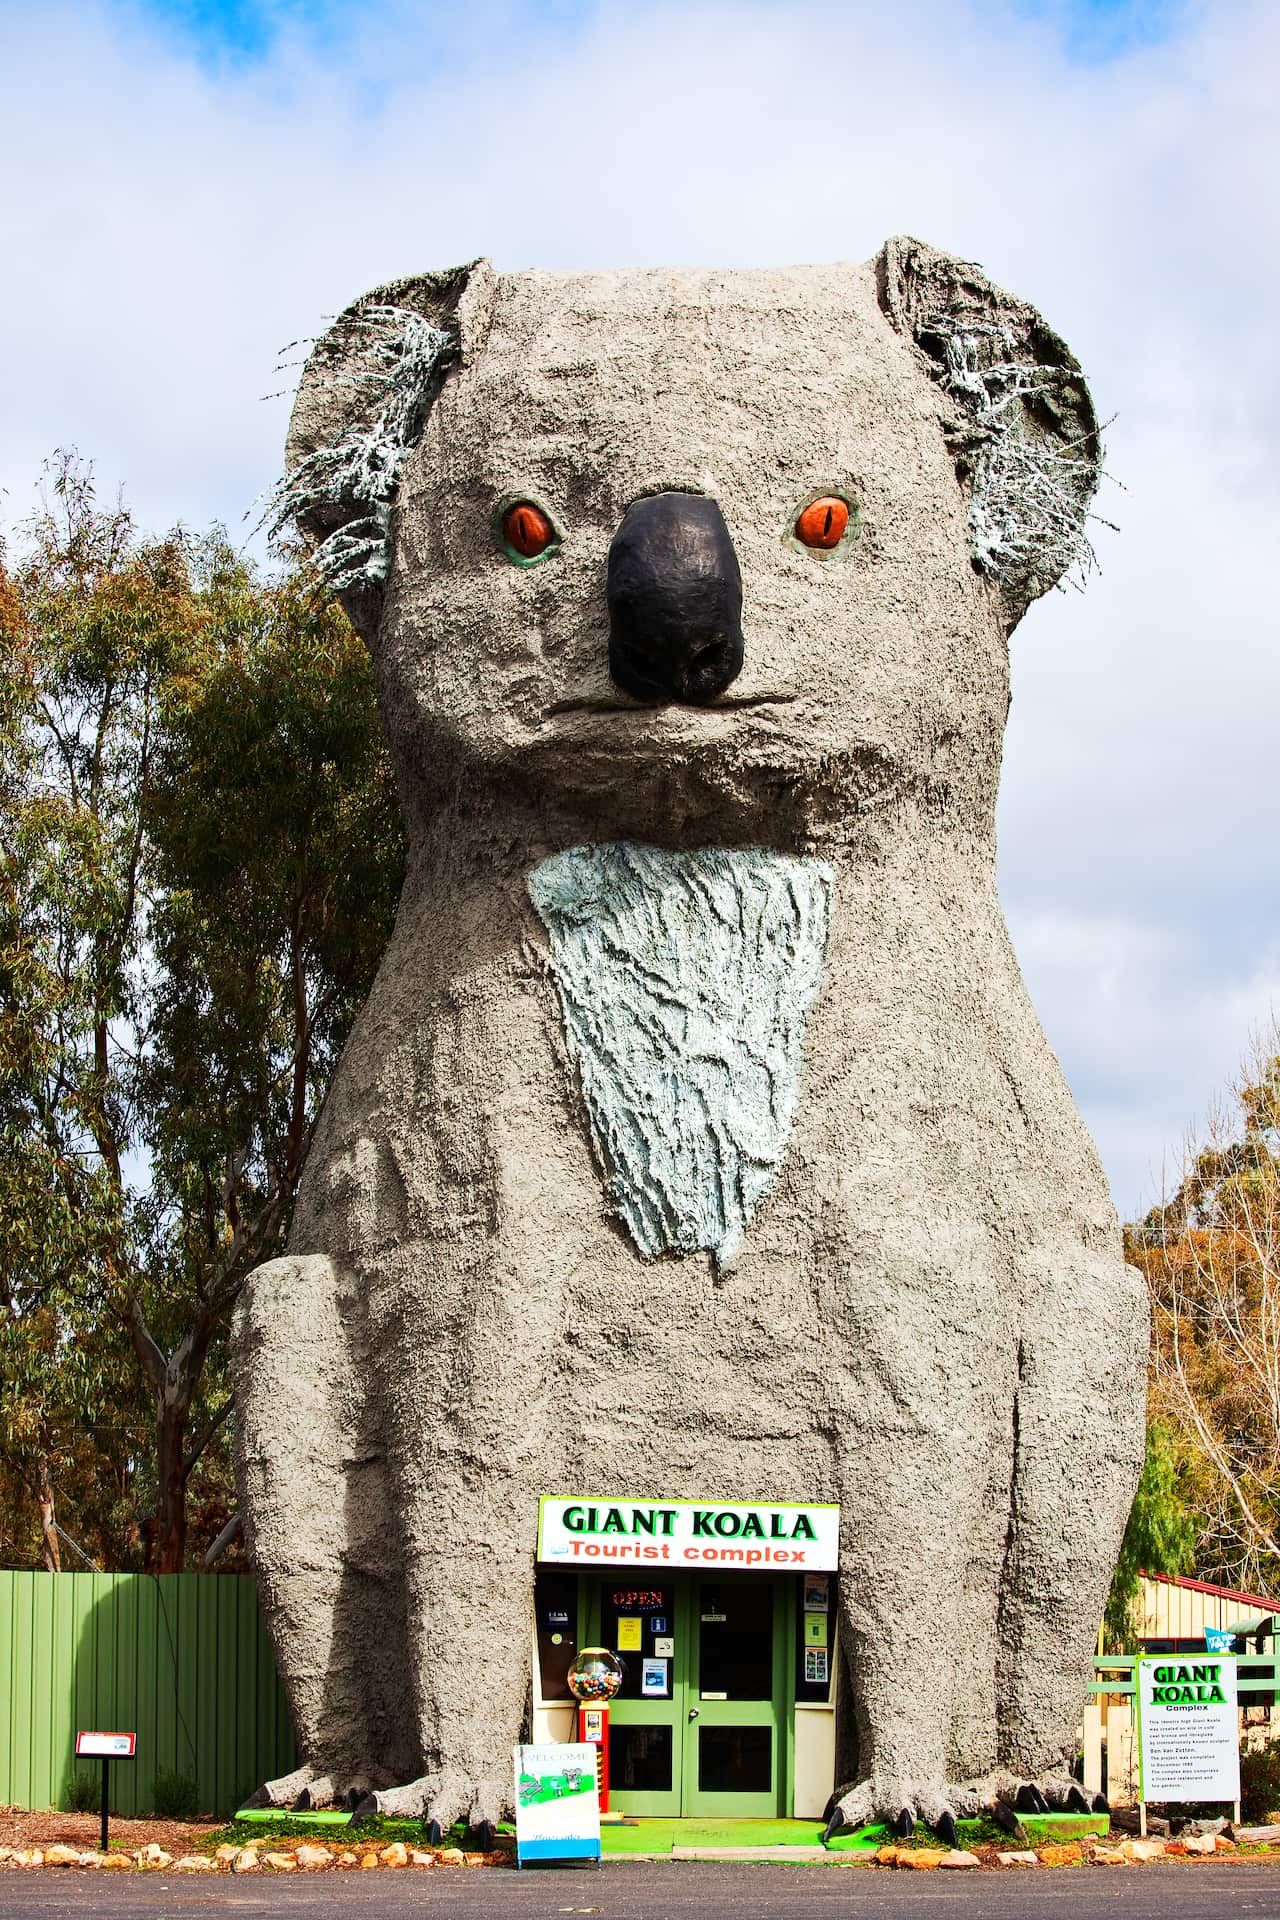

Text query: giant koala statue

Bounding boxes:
[233,241,1146,1839]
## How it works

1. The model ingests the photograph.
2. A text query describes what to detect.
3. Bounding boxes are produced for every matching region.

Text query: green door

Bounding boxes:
[591,1572,789,1817]
[683,1573,786,1816]
[594,1576,685,1816]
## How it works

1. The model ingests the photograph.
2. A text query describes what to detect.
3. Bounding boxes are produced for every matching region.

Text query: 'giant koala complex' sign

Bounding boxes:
[233,242,1146,1839]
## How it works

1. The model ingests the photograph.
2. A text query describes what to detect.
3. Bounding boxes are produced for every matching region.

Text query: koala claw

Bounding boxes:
[825,1776,968,1844]
[242,1764,318,1810]
[349,1772,510,1832]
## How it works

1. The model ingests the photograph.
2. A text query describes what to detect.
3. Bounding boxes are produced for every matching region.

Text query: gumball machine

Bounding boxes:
[567,1647,623,1815]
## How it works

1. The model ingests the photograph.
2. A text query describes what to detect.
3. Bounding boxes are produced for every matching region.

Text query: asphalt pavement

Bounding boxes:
[2,1862,1280,1920]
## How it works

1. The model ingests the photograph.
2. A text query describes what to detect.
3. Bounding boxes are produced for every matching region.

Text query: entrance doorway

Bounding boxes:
[591,1573,788,1817]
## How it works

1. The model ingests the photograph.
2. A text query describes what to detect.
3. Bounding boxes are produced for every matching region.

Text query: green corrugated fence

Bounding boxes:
[0,1572,295,1815]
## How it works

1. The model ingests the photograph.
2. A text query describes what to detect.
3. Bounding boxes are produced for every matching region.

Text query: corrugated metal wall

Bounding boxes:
[0,1572,295,1815]
[1139,1576,1278,1640]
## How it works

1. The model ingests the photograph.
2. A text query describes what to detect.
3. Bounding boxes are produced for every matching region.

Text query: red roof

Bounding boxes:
[1145,1569,1280,1613]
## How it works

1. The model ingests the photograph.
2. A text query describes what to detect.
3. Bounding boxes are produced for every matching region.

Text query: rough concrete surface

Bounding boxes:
[232,241,1147,1831]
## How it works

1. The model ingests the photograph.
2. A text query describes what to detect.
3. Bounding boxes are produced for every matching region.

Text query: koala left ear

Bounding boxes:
[271,258,498,635]
[875,236,1101,630]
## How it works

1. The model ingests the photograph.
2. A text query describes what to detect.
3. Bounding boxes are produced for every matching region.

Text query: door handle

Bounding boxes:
[688,1707,700,1721]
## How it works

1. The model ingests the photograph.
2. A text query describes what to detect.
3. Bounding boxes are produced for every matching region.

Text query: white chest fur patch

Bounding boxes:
[528,842,833,1266]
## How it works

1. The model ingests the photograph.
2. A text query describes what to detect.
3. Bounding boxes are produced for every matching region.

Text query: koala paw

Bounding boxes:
[350,1771,511,1836]
[995,1771,1106,1816]
[242,1764,326,1810]
[824,1774,981,1845]
[822,1771,1105,1846]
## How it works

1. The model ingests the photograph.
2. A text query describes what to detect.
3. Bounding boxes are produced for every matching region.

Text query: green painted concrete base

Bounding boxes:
[601,1819,825,1855]
[826,1810,1109,1852]
[1021,1813,1109,1843]
[235,1809,352,1828]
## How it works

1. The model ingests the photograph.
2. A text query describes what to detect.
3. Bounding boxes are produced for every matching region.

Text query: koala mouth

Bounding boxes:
[606,492,745,706]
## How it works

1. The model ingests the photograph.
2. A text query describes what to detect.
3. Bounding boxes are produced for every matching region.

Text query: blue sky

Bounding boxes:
[1,0,1275,1218]
[129,0,1188,63]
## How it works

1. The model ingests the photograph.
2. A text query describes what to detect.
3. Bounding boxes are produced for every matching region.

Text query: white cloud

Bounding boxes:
[1,0,1274,1217]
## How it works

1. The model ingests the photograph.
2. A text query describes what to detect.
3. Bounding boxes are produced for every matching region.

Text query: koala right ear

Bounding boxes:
[875,236,1102,631]
[271,258,497,636]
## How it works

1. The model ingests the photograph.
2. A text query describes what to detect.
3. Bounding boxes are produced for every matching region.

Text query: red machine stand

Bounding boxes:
[577,1703,610,1813]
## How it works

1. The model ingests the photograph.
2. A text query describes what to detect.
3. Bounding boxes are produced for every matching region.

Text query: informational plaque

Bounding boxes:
[75,1732,136,1758]
[513,1743,601,1866]
[1136,1655,1240,1803]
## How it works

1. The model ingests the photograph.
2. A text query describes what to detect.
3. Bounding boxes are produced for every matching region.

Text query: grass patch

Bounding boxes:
[199,1813,491,1853]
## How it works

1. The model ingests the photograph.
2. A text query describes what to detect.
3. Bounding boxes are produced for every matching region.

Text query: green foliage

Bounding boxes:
[1128,1037,1280,1595]
[0,454,404,1568]
[1240,1743,1280,1824]
[1104,1421,1197,1649]
[61,1766,102,1813]
[152,1768,200,1819]
[202,1814,432,1850]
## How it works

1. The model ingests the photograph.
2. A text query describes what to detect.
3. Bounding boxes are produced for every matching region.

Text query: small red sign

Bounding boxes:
[75,1732,136,1758]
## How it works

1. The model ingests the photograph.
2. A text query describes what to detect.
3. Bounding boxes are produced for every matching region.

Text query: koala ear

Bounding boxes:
[875,236,1101,630]
[272,258,497,636]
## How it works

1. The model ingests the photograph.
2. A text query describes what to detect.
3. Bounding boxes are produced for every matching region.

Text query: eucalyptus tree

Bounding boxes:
[0,458,403,1569]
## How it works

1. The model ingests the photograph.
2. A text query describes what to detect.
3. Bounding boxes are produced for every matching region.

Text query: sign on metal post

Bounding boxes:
[75,1732,136,1853]
[1135,1656,1239,1834]
[75,1733,137,1759]
[513,1743,601,1867]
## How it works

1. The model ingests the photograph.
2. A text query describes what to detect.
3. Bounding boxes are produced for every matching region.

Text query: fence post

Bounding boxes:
[1082,1701,1103,1798]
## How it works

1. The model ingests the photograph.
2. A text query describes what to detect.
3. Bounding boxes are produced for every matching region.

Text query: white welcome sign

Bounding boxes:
[513,1743,601,1866]
[537,1496,840,1570]
[1136,1655,1240,1803]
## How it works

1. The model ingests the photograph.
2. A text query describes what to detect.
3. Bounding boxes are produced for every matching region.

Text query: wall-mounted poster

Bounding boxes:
[513,1743,602,1866]
[804,1647,828,1685]
[641,1658,670,1697]
[803,1574,829,1610]
[616,1616,642,1651]
[803,1611,828,1648]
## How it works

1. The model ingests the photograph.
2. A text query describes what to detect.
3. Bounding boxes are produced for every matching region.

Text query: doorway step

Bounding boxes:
[601,1818,828,1858]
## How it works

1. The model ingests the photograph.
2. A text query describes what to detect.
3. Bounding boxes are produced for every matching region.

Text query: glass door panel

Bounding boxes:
[684,1575,784,1817]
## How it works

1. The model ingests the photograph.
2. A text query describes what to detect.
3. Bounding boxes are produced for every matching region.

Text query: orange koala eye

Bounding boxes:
[503,501,555,559]
[795,496,850,549]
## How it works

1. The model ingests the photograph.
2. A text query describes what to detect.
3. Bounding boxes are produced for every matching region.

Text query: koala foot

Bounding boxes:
[997,1771,1107,1816]
[349,1771,511,1833]
[823,1775,988,1845]
[291,1777,338,1811]
[823,1771,1105,1846]
[241,1764,324,1810]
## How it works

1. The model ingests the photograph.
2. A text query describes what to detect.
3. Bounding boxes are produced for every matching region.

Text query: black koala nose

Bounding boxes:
[607,492,744,705]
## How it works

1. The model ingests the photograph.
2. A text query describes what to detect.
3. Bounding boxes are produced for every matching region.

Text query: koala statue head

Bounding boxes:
[278,241,1099,847]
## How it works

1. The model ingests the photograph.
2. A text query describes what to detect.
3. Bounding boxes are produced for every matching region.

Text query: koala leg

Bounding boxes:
[993,1243,1147,1798]
[825,1221,1018,1840]
[232,1252,414,1805]
[347,1232,570,1830]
